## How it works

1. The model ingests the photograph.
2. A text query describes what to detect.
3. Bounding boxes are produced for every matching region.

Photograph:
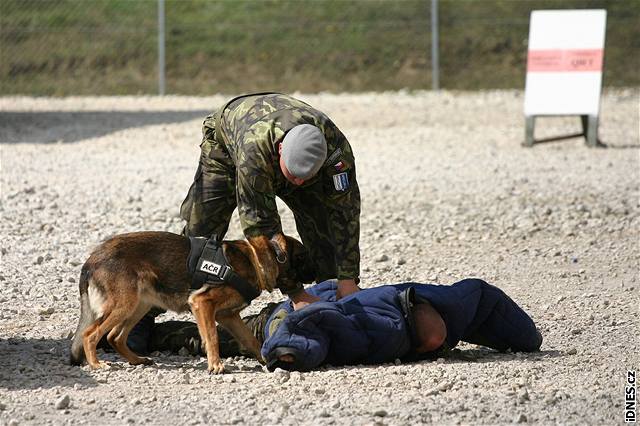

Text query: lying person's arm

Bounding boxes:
[457,279,542,352]
[412,278,542,353]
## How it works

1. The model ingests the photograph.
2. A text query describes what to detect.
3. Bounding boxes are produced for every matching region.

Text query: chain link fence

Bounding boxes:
[1,0,638,96]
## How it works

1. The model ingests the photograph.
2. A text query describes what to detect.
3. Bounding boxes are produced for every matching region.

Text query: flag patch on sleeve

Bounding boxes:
[333,172,349,191]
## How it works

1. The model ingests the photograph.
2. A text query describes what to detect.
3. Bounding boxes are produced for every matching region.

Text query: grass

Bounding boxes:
[0,0,638,95]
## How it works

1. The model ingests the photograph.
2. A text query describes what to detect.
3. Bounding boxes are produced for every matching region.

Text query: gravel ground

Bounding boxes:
[0,90,638,425]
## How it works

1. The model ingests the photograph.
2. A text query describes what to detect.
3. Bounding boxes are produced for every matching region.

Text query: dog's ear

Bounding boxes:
[246,235,279,292]
[269,233,288,264]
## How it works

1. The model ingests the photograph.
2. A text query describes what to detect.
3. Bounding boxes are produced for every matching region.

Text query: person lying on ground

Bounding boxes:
[147,278,542,372]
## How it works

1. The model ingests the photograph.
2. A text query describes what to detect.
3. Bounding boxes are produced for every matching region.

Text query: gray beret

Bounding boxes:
[281,124,327,180]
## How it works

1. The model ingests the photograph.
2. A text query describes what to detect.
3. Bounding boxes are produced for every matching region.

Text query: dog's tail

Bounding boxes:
[69,263,96,365]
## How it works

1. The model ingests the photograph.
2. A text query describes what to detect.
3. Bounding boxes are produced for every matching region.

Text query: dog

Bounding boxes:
[69,231,313,373]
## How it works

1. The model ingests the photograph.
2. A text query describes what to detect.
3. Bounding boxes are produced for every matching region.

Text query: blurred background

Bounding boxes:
[1,0,638,96]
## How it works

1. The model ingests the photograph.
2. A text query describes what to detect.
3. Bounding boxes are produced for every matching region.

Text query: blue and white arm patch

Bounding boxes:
[333,172,349,191]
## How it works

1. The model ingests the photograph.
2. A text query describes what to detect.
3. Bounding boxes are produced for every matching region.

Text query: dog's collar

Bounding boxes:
[187,235,261,303]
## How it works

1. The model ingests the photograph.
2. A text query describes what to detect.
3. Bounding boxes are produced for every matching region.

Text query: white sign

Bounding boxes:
[524,10,607,116]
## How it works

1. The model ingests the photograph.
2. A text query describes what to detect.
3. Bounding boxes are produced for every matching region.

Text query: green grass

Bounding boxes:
[0,0,638,95]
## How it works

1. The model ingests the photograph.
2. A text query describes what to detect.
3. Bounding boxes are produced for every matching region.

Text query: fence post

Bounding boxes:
[431,0,439,90]
[158,0,166,95]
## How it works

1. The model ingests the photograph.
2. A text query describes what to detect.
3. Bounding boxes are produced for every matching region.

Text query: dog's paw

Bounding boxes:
[127,357,154,366]
[89,361,110,370]
[139,357,155,366]
[208,361,225,375]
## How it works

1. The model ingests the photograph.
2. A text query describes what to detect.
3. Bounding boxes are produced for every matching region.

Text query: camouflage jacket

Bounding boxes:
[214,93,360,280]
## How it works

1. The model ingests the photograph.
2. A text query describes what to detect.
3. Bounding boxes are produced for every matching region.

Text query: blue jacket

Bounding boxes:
[261,279,541,371]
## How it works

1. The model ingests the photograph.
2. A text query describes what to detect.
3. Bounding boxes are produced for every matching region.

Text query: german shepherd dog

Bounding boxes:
[69,231,310,373]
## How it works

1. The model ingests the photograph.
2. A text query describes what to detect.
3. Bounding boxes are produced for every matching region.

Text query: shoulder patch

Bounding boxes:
[333,172,349,191]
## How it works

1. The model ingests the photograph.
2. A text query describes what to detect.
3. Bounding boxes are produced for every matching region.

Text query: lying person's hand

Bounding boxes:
[278,354,295,363]
[336,279,360,300]
[289,289,322,311]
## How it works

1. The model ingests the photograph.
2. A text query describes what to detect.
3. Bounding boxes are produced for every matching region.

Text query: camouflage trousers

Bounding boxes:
[149,303,281,357]
[179,114,338,282]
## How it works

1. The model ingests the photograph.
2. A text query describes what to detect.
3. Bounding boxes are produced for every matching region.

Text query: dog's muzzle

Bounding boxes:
[276,248,317,295]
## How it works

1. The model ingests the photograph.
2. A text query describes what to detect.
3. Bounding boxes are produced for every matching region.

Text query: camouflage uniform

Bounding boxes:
[180,93,361,283]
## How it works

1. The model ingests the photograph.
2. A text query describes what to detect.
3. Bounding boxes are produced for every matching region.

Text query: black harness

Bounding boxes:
[187,235,261,303]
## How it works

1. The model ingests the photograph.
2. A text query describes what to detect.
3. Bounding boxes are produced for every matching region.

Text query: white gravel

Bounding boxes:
[1,90,639,425]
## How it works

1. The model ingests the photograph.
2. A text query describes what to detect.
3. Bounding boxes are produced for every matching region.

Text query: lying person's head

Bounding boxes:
[412,301,447,353]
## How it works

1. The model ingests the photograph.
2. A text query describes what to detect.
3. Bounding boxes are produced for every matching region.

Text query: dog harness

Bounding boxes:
[187,235,261,303]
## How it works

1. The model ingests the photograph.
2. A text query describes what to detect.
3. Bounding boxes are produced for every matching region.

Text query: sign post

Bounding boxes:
[158,0,166,96]
[523,10,607,147]
[431,0,439,91]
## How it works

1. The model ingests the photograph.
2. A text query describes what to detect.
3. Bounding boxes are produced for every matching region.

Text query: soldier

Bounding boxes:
[179,92,362,307]
[105,93,361,356]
